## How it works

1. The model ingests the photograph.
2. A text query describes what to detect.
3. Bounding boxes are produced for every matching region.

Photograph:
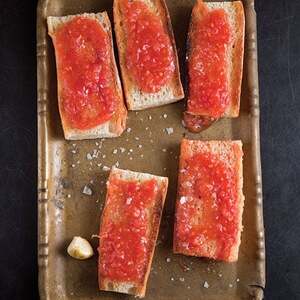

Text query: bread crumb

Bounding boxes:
[71,150,76,154]
[187,286,191,290]
[86,153,92,160]
[120,147,126,153]
[112,149,118,154]
[72,143,76,147]
[97,163,102,167]
[179,277,185,282]
[162,149,167,152]
[95,142,99,146]
[129,157,133,160]
[76,160,80,164]
[102,154,106,159]
[126,128,132,133]
[140,154,144,158]
[135,137,140,140]
[203,281,209,289]
[138,145,142,148]
[82,185,93,196]
[148,115,152,120]
[229,284,233,288]
[165,127,174,135]
[146,127,149,130]
[218,273,223,278]
[129,149,133,153]
[102,166,110,171]
[236,278,240,282]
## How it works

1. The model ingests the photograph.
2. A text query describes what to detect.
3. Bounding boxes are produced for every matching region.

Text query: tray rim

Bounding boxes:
[37,0,265,299]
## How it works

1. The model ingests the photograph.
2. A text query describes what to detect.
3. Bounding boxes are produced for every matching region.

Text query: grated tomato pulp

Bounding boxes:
[99,176,158,283]
[188,3,231,118]
[54,17,117,130]
[121,0,175,93]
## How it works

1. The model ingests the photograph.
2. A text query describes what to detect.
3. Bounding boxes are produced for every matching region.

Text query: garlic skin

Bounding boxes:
[67,236,94,260]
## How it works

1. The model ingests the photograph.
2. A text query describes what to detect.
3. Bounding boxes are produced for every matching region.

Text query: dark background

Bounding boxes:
[0,0,299,299]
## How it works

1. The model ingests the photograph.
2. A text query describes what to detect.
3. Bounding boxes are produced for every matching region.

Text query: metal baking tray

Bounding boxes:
[37,0,265,299]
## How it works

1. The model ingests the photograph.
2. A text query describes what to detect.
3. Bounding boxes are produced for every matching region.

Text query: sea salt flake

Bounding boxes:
[165,127,174,135]
[82,185,93,196]
[180,196,187,204]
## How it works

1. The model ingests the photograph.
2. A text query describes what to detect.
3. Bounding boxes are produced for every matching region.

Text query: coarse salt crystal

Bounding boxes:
[82,185,93,196]
[135,137,140,140]
[180,196,187,204]
[67,194,71,198]
[203,281,209,288]
[120,147,126,153]
[166,257,171,263]
[162,149,167,152]
[71,150,76,154]
[71,164,75,168]
[138,145,142,148]
[126,128,132,133]
[170,277,175,281]
[236,278,240,282]
[165,127,174,135]
[163,114,168,119]
[126,197,133,205]
[148,115,152,120]
[86,153,92,160]
[229,284,233,288]
[112,149,118,154]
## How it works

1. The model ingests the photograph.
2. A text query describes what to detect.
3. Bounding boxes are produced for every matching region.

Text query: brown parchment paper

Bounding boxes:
[37,0,265,299]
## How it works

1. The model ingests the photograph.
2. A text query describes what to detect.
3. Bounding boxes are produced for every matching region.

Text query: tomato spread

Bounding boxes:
[175,144,242,261]
[187,2,231,118]
[99,175,158,283]
[121,0,175,93]
[54,17,117,130]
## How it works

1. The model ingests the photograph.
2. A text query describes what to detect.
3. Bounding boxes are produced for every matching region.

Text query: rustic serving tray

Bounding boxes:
[37,0,265,299]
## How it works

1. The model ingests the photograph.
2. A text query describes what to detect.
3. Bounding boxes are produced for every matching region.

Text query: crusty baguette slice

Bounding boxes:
[173,139,244,262]
[47,13,127,140]
[98,167,168,297]
[113,0,184,110]
[184,0,245,132]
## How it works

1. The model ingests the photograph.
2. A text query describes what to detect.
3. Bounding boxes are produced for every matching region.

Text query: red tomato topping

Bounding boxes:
[175,146,241,261]
[99,176,158,283]
[121,0,175,93]
[54,17,117,130]
[188,4,231,118]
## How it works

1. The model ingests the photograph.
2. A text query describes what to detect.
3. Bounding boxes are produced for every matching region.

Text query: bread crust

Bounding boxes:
[185,0,245,131]
[113,0,184,110]
[173,139,244,262]
[47,13,127,140]
[98,168,168,297]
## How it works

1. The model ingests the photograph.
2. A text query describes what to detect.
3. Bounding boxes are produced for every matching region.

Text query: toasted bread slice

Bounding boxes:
[173,139,244,262]
[47,13,127,140]
[113,0,184,110]
[184,0,245,132]
[98,167,168,297]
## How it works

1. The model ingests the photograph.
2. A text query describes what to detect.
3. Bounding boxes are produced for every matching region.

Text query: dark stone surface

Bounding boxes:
[0,0,299,299]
